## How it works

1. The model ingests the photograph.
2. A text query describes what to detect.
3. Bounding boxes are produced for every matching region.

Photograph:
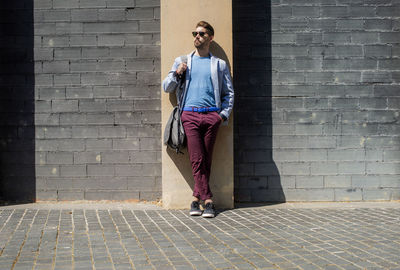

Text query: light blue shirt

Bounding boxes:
[184,55,216,108]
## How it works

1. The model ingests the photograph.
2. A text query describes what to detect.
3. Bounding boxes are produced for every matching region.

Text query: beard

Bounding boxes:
[194,39,205,49]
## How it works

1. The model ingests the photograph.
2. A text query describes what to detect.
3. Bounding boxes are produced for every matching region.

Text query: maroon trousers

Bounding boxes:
[181,111,222,201]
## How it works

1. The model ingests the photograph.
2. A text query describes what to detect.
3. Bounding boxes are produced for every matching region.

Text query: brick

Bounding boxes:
[328,149,365,161]
[127,125,160,137]
[45,127,72,138]
[135,0,158,7]
[60,113,86,125]
[296,176,324,188]
[42,36,69,47]
[351,33,379,45]
[141,111,160,124]
[37,190,58,200]
[34,48,54,61]
[310,162,337,175]
[39,88,66,100]
[142,163,161,177]
[53,0,79,8]
[42,10,71,22]
[60,165,86,176]
[298,150,328,161]
[129,151,158,163]
[380,176,400,188]
[86,113,114,125]
[79,0,106,8]
[81,73,109,85]
[292,6,319,17]
[294,124,323,135]
[367,162,400,174]
[54,74,80,86]
[284,189,335,201]
[47,152,73,164]
[99,126,126,138]
[362,72,391,83]
[56,22,84,34]
[69,35,97,47]
[384,150,400,162]
[98,35,125,46]
[87,164,114,176]
[321,6,347,17]
[352,175,380,188]
[364,19,392,30]
[71,126,98,138]
[115,165,142,176]
[376,6,400,17]
[282,162,310,176]
[308,19,337,31]
[113,138,139,150]
[139,138,160,150]
[337,20,364,30]
[307,136,336,149]
[101,151,129,163]
[335,45,363,57]
[93,86,121,98]
[126,7,153,20]
[323,59,377,70]
[139,21,159,32]
[85,139,112,150]
[58,190,84,200]
[83,22,139,33]
[54,48,81,60]
[334,189,362,201]
[82,48,109,59]
[52,100,78,112]
[36,165,59,177]
[43,61,69,73]
[126,59,154,71]
[79,100,105,112]
[379,59,400,70]
[66,87,93,99]
[57,139,85,151]
[106,100,133,111]
[115,112,141,124]
[98,9,126,21]
[71,9,98,22]
[359,98,387,109]
[364,45,391,58]
[363,189,392,201]
[324,176,351,188]
[74,152,101,164]
[35,113,60,126]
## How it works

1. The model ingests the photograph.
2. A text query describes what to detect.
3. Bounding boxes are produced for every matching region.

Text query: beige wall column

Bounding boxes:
[161,0,234,209]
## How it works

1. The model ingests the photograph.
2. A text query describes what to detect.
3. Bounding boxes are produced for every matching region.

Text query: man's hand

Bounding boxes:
[176,62,187,75]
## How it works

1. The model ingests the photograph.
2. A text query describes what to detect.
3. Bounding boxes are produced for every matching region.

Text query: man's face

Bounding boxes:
[193,26,213,50]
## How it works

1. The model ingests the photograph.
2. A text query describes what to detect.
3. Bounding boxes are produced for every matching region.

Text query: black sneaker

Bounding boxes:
[190,201,202,216]
[202,202,216,218]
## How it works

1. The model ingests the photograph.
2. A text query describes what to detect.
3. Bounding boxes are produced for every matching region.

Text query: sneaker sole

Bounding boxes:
[190,211,202,216]
[202,213,215,218]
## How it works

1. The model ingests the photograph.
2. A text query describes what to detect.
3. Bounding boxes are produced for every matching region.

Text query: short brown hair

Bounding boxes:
[196,21,214,36]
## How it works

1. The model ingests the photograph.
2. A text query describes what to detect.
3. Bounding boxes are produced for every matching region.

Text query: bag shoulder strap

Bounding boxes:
[176,55,188,110]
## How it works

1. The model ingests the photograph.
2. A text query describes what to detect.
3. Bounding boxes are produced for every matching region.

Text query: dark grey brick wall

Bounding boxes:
[234,0,400,202]
[33,0,161,201]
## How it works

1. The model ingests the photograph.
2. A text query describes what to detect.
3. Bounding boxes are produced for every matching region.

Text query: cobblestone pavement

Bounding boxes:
[0,204,399,270]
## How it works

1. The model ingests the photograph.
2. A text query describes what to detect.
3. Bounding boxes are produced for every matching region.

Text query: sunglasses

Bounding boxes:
[192,31,207,37]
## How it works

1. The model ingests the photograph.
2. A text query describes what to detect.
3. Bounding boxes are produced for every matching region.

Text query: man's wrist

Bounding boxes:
[219,114,227,121]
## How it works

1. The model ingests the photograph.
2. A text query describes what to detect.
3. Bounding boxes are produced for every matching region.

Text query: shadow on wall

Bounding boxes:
[0,1,35,202]
[233,0,285,203]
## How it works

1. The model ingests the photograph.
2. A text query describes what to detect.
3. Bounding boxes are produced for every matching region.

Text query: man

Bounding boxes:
[162,21,234,218]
